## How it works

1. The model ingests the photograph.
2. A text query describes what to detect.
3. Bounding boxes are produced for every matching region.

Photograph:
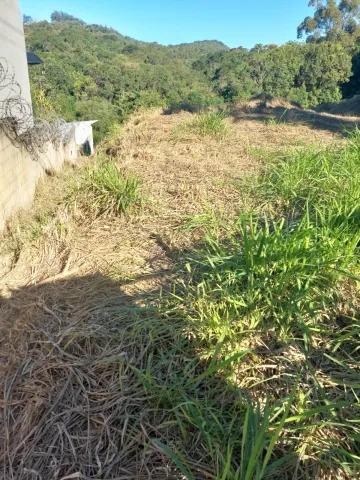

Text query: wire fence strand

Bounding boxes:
[0,57,74,160]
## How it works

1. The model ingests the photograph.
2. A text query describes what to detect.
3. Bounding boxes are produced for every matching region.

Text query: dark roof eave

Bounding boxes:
[26,51,44,65]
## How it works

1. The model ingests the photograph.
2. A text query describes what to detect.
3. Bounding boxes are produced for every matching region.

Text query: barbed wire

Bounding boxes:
[0,57,74,161]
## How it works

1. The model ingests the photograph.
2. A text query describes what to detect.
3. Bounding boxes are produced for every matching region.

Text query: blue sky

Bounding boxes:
[19,0,313,49]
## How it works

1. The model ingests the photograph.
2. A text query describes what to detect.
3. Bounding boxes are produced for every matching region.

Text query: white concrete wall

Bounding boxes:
[0,0,32,116]
[0,3,83,231]
[72,121,97,155]
[0,130,77,231]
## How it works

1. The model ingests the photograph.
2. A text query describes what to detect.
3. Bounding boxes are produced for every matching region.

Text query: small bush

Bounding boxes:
[70,161,142,217]
[134,90,165,109]
[75,99,123,143]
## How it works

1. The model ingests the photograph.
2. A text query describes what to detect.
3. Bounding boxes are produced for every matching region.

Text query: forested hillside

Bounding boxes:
[168,40,229,60]
[25,18,228,140]
[24,4,360,140]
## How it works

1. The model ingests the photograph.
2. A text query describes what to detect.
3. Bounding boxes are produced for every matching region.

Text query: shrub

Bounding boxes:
[75,99,122,143]
[134,90,165,109]
[167,90,221,114]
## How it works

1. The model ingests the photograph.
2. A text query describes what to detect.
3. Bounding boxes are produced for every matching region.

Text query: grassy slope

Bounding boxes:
[0,109,359,479]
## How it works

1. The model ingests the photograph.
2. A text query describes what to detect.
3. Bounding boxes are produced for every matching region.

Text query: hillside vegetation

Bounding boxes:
[24,7,360,141]
[25,19,227,140]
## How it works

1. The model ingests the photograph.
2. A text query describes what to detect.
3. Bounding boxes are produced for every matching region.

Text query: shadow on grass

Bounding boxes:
[228,104,360,137]
[0,270,253,479]
[0,240,358,478]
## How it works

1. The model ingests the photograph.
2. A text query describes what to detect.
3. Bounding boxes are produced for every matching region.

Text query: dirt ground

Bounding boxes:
[316,94,360,119]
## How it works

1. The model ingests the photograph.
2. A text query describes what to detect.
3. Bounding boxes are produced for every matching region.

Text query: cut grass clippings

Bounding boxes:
[1,110,359,480]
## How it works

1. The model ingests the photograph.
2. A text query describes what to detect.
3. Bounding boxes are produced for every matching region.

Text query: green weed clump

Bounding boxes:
[70,160,142,217]
[261,129,360,214]
[178,110,230,139]
[184,211,360,344]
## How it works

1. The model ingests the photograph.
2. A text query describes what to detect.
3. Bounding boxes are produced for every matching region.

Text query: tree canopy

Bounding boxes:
[50,11,85,23]
[23,14,33,24]
[298,0,360,43]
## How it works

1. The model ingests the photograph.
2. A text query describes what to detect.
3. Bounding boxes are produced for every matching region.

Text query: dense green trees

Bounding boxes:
[25,17,219,138]
[193,42,351,107]
[193,49,254,102]
[23,9,358,141]
[296,1,360,99]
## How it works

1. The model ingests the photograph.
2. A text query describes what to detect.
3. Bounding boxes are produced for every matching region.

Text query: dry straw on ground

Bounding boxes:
[0,106,354,479]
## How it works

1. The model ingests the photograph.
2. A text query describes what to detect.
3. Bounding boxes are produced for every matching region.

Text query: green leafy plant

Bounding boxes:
[70,161,142,217]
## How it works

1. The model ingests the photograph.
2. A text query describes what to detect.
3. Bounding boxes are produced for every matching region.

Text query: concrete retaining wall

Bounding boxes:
[0,0,32,112]
[0,2,82,232]
[0,129,77,231]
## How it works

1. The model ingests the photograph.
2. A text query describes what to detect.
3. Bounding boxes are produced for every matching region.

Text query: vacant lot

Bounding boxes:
[1,107,359,480]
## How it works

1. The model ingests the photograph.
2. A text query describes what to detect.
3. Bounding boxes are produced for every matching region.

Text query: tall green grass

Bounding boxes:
[69,160,142,217]
[164,130,360,478]
[261,129,360,214]
[176,110,230,139]
[183,210,360,344]
[153,391,297,480]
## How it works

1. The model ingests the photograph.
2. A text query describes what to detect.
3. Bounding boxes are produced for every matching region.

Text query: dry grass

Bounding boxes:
[0,108,352,479]
[316,94,360,118]
[105,108,338,214]
[0,275,185,479]
[232,95,360,136]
